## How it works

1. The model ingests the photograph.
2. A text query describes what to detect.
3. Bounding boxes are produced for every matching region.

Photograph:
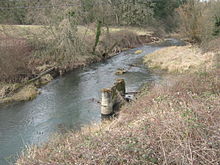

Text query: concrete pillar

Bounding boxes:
[101,88,113,116]
[101,79,126,116]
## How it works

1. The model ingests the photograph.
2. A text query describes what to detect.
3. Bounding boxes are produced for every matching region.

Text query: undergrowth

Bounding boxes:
[0,36,32,83]
[0,28,151,84]
[17,70,220,165]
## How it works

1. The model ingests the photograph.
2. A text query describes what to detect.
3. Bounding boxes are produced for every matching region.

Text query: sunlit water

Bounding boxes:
[0,45,163,164]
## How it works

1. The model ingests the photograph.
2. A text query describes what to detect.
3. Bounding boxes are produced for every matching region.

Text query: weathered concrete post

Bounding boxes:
[101,89,113,116]
[101,79,126,116]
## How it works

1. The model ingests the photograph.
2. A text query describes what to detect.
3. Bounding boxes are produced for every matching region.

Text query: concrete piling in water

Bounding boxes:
[101,79,126,116]
[101,88,114,116]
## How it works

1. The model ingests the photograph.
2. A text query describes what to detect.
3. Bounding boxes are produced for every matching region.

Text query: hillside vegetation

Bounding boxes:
[0,0,185,81]
[0,25,157,104]
[0,0,219,164]
[17,70,220,165]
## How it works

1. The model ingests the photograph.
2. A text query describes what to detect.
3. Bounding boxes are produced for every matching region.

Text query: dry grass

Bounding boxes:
[201,37,220,53]
[96,30,150,55]
[17,70,220,165]
[0,85,38,104]
[0,25,45,39]
[30,29,151,76]
[0,25,153,83]
[0,25,155,103]
[144,45,217,73]
[0,35,33,83]
[0,25,152,39]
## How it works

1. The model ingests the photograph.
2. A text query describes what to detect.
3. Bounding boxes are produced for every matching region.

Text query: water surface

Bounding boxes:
[0,45,160,164]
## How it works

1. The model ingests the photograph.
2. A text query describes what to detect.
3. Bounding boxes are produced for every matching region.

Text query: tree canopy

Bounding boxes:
[0,0,185,31]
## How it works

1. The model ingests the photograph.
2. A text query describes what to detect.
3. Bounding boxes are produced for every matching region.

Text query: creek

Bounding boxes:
[0,39,184,164]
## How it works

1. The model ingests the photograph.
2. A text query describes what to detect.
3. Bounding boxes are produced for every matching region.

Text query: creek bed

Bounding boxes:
[0,45,162,165]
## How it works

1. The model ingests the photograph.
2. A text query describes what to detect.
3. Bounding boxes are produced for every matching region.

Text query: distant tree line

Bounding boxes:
[1,0,220,39]
[0,0,186,31]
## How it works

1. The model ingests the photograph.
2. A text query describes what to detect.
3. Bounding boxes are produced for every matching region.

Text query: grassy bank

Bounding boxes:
[17,69,220,165]
[144,45,219,73]
[0,25,158,104]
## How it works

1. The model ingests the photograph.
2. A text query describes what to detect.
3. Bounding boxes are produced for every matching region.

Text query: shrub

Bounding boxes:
[177,0,204,43]
[177,0,220,43]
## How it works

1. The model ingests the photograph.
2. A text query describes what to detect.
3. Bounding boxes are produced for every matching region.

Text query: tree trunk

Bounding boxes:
[93,20,102,54]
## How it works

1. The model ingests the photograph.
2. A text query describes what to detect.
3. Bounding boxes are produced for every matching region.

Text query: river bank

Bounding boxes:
[0,26,161,105]
[0,43,161,165]
[16,41,220,164]
[17,68,220,165]
[144,45,219,73]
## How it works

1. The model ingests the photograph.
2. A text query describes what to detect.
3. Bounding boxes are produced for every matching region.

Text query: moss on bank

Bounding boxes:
[0,85,38,104]
[0,72,54,105]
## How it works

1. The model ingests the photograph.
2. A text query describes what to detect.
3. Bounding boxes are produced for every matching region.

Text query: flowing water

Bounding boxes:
[0,43,171,164]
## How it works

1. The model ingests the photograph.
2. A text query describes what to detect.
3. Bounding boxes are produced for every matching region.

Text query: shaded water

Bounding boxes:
[0,45,161,164]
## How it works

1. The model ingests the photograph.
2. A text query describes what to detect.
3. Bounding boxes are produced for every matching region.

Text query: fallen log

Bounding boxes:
[26,67,55,85]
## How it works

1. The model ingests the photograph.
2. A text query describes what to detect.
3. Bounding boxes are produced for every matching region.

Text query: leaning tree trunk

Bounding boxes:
[93,20,102,54]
